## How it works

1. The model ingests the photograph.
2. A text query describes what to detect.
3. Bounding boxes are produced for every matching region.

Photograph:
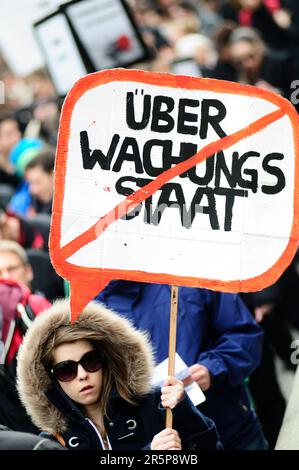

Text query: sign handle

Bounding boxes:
[165,285,179,429]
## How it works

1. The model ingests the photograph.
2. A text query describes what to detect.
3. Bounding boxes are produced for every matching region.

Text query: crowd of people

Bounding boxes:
[1,0,299,451]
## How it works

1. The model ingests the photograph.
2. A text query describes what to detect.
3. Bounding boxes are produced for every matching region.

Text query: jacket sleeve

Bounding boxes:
[197,292,263,387]
[39,432,66,449]
[158,393,223,450]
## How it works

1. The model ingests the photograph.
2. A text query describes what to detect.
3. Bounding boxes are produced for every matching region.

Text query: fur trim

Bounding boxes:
[17,299,154,434]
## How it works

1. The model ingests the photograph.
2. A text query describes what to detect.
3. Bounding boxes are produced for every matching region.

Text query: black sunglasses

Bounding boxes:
[51,350,103,382]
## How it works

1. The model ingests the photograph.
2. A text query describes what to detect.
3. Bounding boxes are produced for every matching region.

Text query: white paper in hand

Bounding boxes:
[152,353,206,406]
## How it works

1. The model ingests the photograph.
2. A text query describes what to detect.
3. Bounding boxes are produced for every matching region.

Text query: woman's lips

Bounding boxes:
[80,385,94,394]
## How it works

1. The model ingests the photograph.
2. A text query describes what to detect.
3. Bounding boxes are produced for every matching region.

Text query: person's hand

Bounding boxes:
[255,80,282,95]
[150,46,175,73]
[161,376,184,409]
[273,9,291,29]
[183,364,211,391]
[151,428,182,450]
[254,303,274,323]
[239,0,262,11]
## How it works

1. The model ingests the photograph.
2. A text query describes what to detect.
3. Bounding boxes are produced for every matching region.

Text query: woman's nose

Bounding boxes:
[77,364,88,379]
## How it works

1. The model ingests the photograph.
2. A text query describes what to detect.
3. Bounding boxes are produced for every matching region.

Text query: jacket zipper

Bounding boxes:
[86,418,112,450]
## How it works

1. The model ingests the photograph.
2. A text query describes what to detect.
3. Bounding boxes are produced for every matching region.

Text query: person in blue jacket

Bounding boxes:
[96,281,268,450]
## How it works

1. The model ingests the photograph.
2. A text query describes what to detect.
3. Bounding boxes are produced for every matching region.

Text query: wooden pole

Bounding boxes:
[165,285,179,429]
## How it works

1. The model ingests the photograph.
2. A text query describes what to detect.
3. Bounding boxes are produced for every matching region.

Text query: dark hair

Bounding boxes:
[25,148,55,174]
[213,21,237,51]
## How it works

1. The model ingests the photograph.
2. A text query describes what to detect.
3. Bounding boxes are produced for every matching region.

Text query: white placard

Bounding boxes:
[50,70,299,319]
[152,353,206,407]
[64,0,147,69]
[34,12,87,96]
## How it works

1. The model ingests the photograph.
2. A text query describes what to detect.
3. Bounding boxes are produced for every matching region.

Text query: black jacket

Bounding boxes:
[44,383,222,451]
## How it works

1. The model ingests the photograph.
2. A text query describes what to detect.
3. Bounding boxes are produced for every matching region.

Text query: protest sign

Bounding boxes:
[33,0,150,96]
[34,11,88,97]
[50,69,299,320]
[61,0,150,71]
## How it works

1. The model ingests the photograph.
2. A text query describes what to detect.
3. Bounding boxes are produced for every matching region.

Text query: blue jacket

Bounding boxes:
[97,281,264,449]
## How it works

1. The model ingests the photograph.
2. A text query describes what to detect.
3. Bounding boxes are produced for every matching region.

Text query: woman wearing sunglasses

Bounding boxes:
[17,299,222,450]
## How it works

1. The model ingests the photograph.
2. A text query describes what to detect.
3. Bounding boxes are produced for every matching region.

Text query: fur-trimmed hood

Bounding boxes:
[17,299,154,435]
